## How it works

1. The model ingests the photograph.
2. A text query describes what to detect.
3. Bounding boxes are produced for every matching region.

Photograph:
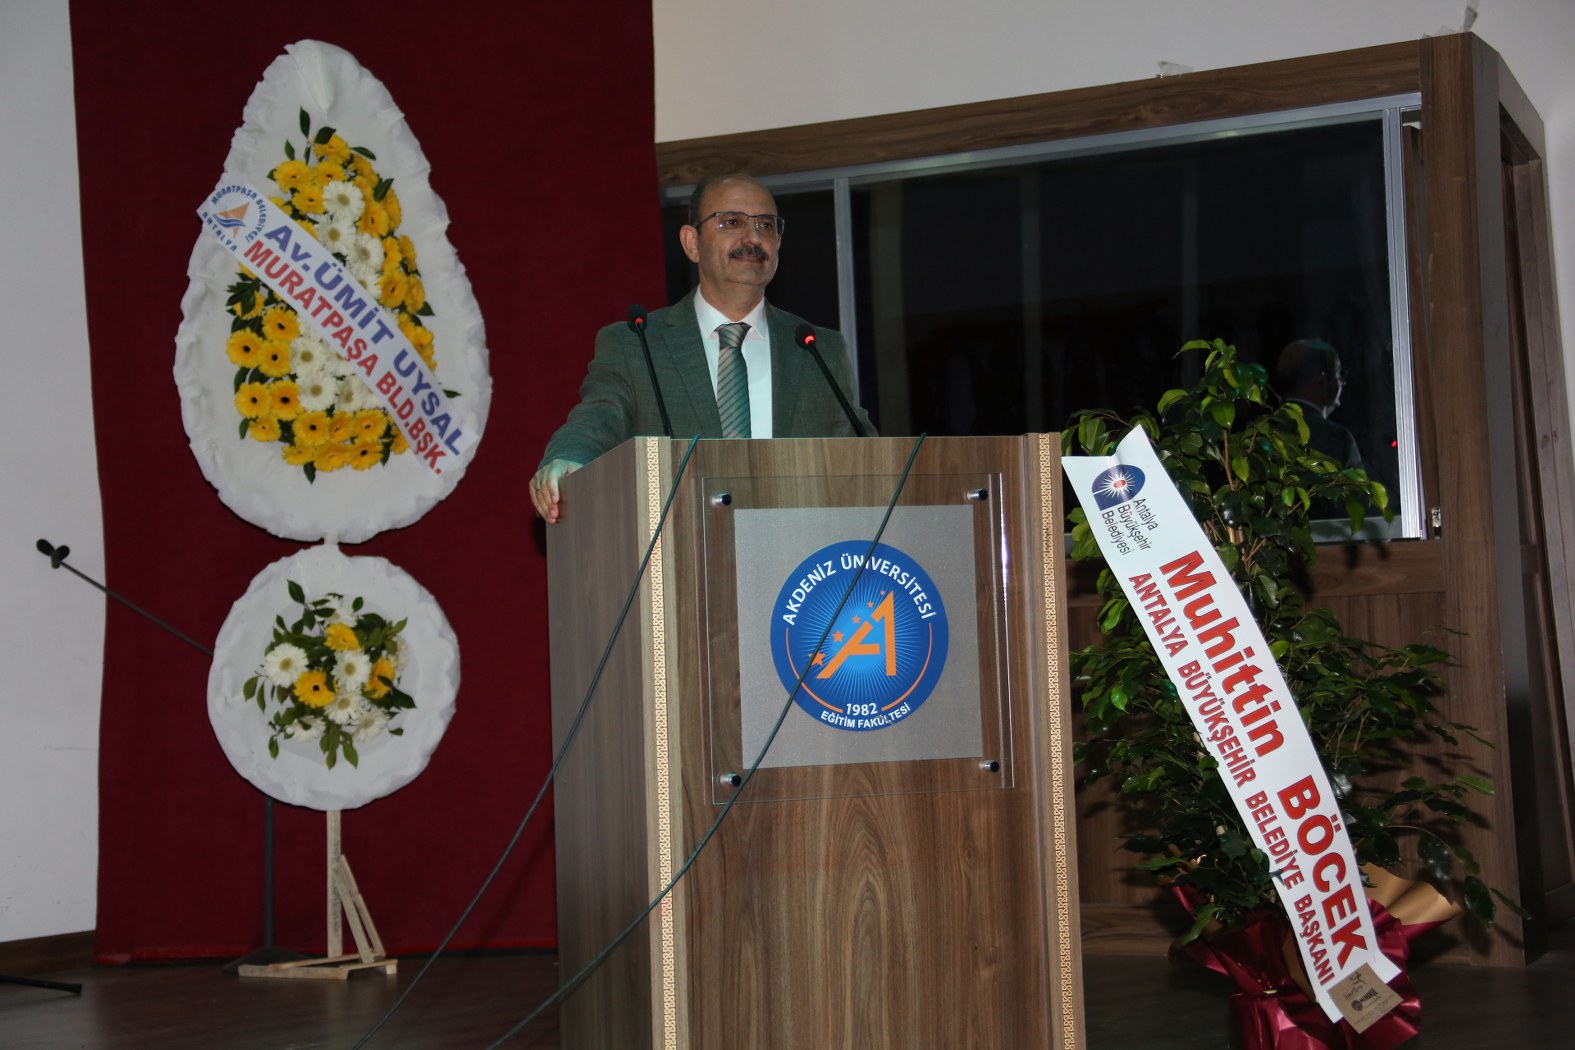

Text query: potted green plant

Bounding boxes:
[1061,339,1516,1045]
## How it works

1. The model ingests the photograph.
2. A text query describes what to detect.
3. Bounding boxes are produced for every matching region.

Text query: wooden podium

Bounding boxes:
[546,435,1083,1049]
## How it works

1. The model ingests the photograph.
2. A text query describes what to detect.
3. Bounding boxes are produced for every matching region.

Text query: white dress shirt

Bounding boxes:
[693,291,774,438]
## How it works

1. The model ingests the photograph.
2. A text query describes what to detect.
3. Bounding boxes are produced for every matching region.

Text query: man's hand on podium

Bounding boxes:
[530,458,583,524]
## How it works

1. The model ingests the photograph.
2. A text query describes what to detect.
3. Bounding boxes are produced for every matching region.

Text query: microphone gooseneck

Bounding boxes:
[628,304,673,438]
[794,323,866,438]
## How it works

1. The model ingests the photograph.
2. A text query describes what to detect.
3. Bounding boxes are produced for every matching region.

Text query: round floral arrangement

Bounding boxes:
[247,577,414,769]
[226,110,438,481]
[208,544,458,811]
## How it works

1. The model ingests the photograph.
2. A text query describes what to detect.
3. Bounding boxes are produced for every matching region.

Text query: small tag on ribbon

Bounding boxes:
[1329,962,1404,1032]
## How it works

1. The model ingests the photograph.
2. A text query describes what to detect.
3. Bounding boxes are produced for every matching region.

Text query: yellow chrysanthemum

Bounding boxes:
[398,235,417,270]
[381,236,403,273]
[258,340,292,379]
[328,414,355,444]
[349,441,383,471]
[314,160,347,184]
[226,330,264,368]
[353,410,389,442]
[294,669,332,707]
[357,199,390,238]
[293,411,332,448]
[404,276,426,314]
[390,428,409,455]
[282,443,316,465]
[378,269,408,310]
[273,159,315,191]
[315,443,351,473]
[325,622,360,651]
[292,185,325,216]
[364,656,397,699]
[269,380,302,421]
[382,188,402,229]
[404,323,436,369]
[314,134,352,165]
[262,305,300,343]
[248,416,282,442]
[235,382,271,419]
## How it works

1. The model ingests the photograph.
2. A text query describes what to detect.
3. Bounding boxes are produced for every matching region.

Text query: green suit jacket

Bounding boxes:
[540,289,876,467]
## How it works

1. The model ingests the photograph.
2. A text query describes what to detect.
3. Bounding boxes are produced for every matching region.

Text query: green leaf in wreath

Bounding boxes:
[287,579,306,605]
[269,737,280,759]
[314,125,337,145]
[299,108,311,137]
[343,738,359,768]
[373,177,393,202]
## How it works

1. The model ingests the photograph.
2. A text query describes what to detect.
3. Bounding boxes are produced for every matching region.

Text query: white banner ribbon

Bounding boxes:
[197,178,475,476]
[1063,426,1396,1021]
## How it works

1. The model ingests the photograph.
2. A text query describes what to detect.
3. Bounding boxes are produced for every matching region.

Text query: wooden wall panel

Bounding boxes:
[651,34,1573,966]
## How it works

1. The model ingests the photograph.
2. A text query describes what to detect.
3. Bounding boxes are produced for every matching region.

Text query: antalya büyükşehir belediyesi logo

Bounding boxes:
[769,540,948,733]
[1092,464,1146,509]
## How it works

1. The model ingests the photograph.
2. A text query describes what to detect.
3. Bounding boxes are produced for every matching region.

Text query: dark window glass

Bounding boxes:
[662,119,1401,523]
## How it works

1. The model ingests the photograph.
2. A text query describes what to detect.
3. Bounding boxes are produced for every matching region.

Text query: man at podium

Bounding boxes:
[530,173,874,523]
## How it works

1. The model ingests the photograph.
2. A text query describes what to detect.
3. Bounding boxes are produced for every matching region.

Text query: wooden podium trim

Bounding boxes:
[1037,433,1080,1048]
[642,439,681,1050]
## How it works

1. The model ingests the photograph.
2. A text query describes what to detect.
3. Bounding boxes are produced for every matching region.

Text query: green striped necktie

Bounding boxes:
[716,322,752,439]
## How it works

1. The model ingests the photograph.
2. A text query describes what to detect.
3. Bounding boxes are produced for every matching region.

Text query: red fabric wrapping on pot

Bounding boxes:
[1172,870,1458,1050]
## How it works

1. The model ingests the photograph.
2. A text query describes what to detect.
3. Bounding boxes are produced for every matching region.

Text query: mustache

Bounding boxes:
[729,244,770,263]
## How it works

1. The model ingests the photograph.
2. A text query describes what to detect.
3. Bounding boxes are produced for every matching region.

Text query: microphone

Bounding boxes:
[795,324,867,437]
[628,304,673,438]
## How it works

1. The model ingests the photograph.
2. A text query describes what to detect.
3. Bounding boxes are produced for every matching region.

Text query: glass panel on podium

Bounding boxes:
[701,471,1012,804]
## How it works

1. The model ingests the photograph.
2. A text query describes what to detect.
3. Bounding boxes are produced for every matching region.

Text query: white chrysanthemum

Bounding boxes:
[320,180,366,223]
[325,691,363,726]
[389,638,409,675]
[262,642,309,688]
[351,706,390,744]
[297,372,337,412]
[316,216,358,258]
[346,233,384,287]
[337,375,382,413]
[285,715,324,741]
[324,595,357,624]
[290,332,334,377]
[335,649,372,692]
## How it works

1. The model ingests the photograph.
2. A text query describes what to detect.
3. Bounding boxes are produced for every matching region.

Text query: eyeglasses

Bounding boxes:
[698,211,785,239]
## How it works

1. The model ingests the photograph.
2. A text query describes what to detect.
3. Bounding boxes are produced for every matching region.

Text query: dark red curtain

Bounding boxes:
[70,0,665,961]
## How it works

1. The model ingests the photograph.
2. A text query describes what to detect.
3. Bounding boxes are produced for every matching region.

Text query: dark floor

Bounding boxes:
[3,932,1572,1049]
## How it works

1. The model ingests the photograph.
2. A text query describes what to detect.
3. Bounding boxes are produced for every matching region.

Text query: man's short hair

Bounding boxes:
[686,173,763,227]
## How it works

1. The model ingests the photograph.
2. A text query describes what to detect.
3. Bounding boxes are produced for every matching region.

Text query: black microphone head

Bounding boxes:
[627,304,648,330]
[794,323,817,349]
